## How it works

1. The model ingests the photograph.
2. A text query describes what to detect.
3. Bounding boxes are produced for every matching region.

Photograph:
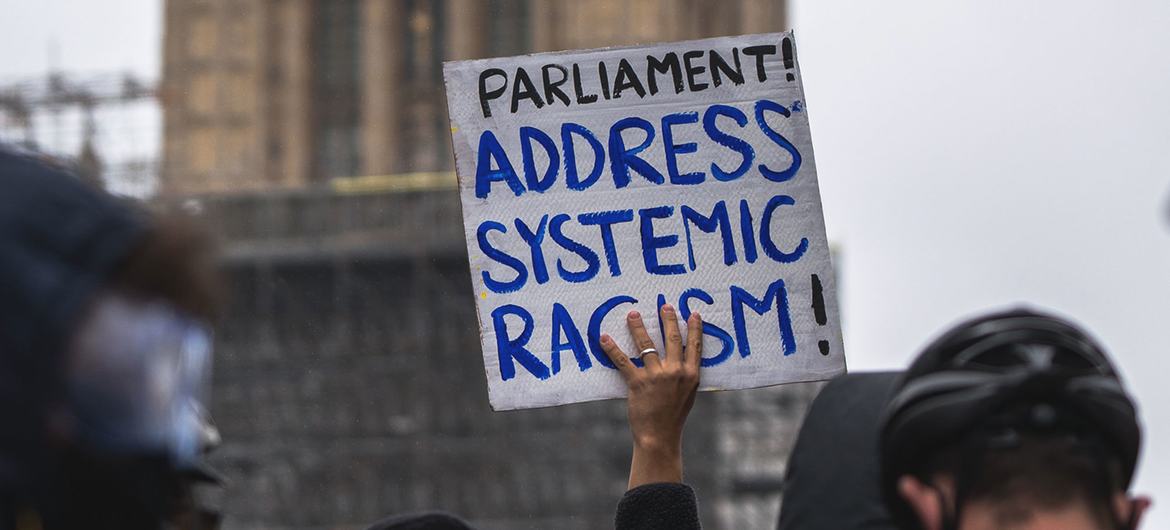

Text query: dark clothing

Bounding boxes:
[615,482,701,530]
[530,373,901,530]
[777,372,903,530]
[0,146,146,490]
[367,483,700,530]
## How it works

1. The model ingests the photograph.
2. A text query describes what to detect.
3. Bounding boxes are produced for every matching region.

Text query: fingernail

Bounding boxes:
[661,304,674,315]
[600,334,612,345]
[692,311,701,320]
[628,310,640,319]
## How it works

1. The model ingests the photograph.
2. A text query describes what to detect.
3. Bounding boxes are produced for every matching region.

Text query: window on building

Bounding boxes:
[311,0,361,180]
[487,0,531,57]
[400,0,448,172]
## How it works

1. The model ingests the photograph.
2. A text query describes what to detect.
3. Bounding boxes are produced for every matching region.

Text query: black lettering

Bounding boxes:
[542,64,571,106]
[612,58,647,99]
[478,68,508,118]
[743,45,777,82]
[510,67,545,114]
[709,48,744,87]
[646,53,684,95]
[599,61,611,100]
[572,63,599,104]
[683,50,708,92]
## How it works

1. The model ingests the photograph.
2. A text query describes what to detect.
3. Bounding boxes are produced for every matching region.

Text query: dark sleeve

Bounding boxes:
[615,482,700,530]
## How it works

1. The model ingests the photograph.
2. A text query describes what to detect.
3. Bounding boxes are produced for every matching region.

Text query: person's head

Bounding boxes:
[0,147,223,529]
[879,308,1149,530]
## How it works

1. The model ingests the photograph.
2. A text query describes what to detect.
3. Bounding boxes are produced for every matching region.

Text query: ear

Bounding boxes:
[1116,494,1152,529]
[898,475,944,530]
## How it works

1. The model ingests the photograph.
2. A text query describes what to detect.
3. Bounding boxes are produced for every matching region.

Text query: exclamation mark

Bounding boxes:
[811,274,830,355]
[781,37,796,82]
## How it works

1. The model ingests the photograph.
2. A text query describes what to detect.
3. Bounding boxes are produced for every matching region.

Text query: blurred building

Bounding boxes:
[160,1,810,529]
[160,0,788,194]
[0,71,160,196]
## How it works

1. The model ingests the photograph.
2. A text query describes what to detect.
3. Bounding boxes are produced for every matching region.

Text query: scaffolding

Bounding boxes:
[0,70,159,196]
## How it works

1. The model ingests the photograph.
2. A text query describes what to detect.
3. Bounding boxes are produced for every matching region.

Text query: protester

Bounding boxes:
[603,306,1152,530]
[878,309,1150,530]
[0,146,716,530]
[0,145,223,528]
[599,305,705,530]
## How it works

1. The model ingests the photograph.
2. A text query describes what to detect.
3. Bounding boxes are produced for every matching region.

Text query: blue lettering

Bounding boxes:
[588,295,639,369]
[639,206,686,276]
[475,130,525,198]
[759,195,809,264]
[739,199,758,264]
[754,100,802,182]
[661,111,703,185]
[514,215,550,285]
[678,288,734,367]
[578,209,634,277]
[562,122,605,191]
[520,126,559,192]
[730,279,796,358]
[549,213,600,283]
[550,302,590,374]
[476,221,527,293]
[491,304,550,380]
[703,104,754,181]
[680,201,736,271]
[608,116,664,188]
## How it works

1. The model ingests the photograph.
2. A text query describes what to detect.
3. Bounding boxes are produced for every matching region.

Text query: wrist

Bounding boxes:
[633,436,681,458]
[628,440,684,489]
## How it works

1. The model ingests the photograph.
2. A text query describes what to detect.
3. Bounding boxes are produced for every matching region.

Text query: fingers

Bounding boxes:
[660,303,683,365]
[627,310,661,370]
[685,311,703,374]
[599,333,637,382]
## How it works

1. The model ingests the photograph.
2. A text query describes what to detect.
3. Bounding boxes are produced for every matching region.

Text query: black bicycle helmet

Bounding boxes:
[879,308,1141,528]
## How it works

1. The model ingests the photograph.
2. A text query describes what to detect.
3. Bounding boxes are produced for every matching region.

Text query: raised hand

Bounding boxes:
[600,304,702,489]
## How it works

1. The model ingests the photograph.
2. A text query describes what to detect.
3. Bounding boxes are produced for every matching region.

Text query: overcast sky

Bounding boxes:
[2,0,1168,525]
[793,0,1170,523]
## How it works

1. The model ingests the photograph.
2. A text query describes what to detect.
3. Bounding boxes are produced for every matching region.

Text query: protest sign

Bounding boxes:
[443,31,845,410]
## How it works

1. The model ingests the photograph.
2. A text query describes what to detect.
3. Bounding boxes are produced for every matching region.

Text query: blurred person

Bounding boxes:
[0,145,224,529]
[0,146,719,530]
[602,307,1153,530]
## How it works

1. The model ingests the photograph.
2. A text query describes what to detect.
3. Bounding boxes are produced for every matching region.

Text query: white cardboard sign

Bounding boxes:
[443,31,845,410]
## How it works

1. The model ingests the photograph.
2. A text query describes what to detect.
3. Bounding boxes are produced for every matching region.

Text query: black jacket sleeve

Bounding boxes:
[615,482,701,530]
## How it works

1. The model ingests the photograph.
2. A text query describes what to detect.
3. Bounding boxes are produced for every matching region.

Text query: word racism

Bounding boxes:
[445,32,844,409]
[477,41,795,118]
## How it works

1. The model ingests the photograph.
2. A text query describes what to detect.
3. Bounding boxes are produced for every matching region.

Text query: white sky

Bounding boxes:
[1,0,1168,525]
[0,0,160,78]
[793,0,1170,524]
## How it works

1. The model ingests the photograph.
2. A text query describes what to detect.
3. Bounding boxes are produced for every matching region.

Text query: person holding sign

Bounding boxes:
[598,305,1152,530]
[599,305,705,529]
[443,31,847,412]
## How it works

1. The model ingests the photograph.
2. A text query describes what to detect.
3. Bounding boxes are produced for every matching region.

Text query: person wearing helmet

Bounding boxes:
[879,309,1151,530]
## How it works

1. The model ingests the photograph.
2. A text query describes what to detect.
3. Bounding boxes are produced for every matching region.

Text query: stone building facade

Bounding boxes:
[160,2,814,528]
[161,0,788,195]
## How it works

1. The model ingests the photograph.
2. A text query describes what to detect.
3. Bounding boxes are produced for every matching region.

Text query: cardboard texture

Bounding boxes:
[443,31,845,410]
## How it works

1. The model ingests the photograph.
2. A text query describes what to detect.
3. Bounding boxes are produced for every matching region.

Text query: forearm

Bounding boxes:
[628,441,683,489]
